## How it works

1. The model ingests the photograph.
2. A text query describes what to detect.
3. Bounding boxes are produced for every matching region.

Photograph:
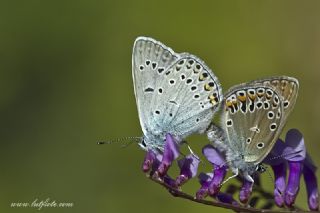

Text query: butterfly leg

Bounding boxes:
[243,172,254,183]
[222,168,239,185]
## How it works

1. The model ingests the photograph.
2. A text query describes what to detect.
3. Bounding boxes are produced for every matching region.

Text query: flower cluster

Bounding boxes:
[142,129,318,211]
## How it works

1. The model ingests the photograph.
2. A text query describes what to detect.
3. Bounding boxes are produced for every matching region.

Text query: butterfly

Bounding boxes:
[132,36,223,153]
[207,76,299,183]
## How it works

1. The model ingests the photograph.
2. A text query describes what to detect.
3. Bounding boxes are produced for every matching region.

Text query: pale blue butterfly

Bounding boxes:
[207,76,299,183]
[132,36,223,154]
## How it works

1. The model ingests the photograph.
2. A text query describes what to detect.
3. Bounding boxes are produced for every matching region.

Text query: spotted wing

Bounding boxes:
[249,76,299,127]
[221,85,284,164]
[132,37,179,136]
[152,54,222,141]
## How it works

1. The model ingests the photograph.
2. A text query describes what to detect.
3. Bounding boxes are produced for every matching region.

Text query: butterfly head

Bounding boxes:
[138,136,148,150]
[255,163,267,173]
[138,133,167,153]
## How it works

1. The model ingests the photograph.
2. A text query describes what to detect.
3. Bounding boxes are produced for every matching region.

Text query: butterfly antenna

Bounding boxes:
[265,150,300,162]
[187,144,202,162]
[97,137,141,148]
[180,141,202,163]
[221,173,238,186]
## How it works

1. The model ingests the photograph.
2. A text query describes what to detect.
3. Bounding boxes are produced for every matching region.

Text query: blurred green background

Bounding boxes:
[1,0,320,212]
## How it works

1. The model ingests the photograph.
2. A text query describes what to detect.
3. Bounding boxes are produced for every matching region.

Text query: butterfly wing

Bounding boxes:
[132,37,222,149]
[152,54,222,141]
[132,37,179,137]
[221,85,284,164]
[249,76,299,125]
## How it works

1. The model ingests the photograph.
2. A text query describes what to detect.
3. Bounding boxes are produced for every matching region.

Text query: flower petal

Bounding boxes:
[142,150,156,172]
[208,165,228,196]
[202,144,226,167]
[285,161,303,206]
[239,179,254,203]
[176,154,200,186]
[304,153,319,211]
[282,129,306,162]
[264,129,306,165]
[157,133,180,176]
[196,173,212,199]
[272,163,287,207]
[202,145,228,196]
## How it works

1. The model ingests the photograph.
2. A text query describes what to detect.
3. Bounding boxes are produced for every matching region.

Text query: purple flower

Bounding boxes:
[265,128,318,210]
[303,154,319,211]
[196,172,212,199]
[239,179,254,203]
[196,173,239,205]
[271,162,287,207]
[202,145,228,196]
[142,134,201,188]
[175,154,200,187]
[156,133,180,177]
[285,161,303,206]
[216,192,240,206]
[142,150,157,173]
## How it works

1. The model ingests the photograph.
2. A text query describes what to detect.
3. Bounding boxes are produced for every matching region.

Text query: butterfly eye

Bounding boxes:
[141,139,147,147]
[256,164,266,173]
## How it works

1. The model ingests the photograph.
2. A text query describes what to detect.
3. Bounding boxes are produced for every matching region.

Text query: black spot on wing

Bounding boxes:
[144,87,154,92]
[169,100,178,105]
